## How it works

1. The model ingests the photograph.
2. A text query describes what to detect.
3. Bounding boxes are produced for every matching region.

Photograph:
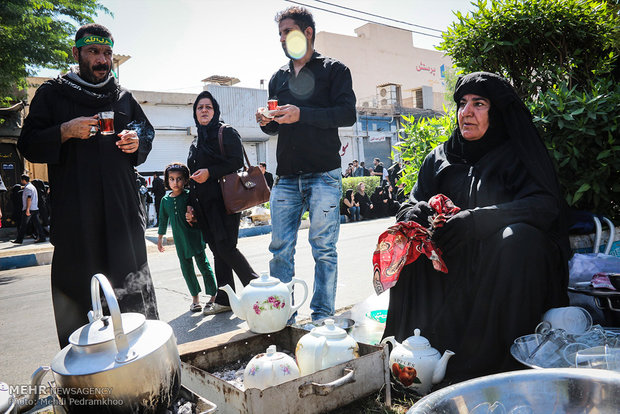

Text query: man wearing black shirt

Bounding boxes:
[152,171,166,223]
[259,162,274,189]
[256,6,356,321]
[371,157,384,184]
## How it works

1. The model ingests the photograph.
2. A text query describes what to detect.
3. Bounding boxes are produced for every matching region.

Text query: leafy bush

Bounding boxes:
[439,0,619,96]
[341,176,380,199]
[436,0,620,221]
[395,114,454,195]
[532,80,620,219]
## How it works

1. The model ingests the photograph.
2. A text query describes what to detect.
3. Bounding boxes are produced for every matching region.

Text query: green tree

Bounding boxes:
[434,0,619,220]
[0,0,109,106]
[439,0,619,97]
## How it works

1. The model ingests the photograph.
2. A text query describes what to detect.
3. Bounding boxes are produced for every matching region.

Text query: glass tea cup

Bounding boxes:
[98,111,115,135]
[267,99,278,111]
[562,342,590,366]
[526,329,572,368]
[575,345,620,371]
[514,334,543,361]
[542,306,592,335]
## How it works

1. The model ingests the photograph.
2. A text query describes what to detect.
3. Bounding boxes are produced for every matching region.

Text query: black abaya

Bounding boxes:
[18,74,158,347]
[384,73,570,382]
[188,91,257,306]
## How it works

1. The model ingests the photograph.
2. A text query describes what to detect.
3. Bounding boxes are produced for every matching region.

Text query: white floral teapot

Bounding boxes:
[295,319,359,376]
[220,273,308,333]
[381,328,454,395]
[243,345,300,390]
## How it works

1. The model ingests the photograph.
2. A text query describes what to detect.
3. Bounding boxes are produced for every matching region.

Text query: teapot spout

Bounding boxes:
[219,284,245,320]
[432,350,455,384]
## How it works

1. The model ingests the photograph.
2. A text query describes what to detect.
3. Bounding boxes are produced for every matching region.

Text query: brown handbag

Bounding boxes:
[217,125,271,214]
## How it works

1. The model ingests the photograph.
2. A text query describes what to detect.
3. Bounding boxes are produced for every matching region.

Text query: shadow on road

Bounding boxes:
[168,311,246,345]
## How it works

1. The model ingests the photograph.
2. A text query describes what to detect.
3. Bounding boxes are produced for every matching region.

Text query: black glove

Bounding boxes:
[398,201,435,228]
[432,210,474,253]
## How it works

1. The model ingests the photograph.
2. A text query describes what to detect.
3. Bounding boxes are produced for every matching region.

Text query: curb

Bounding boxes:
[0,250,53,271]
[239,225,272,238]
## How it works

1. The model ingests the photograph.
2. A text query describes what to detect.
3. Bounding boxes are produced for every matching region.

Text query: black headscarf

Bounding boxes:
[447,72,570,259]
[447,72,560,199]
[192,91,228,162]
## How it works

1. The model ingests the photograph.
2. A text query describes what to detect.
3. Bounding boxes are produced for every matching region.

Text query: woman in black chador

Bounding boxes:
[187,91,258,315]
[384,72,570,381]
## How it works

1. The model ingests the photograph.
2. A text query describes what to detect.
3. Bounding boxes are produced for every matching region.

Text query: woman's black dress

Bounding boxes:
[384,72,570,382]
[355,191,373,218]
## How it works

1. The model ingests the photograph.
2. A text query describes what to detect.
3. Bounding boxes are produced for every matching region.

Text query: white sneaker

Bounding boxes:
[203,303,232,316]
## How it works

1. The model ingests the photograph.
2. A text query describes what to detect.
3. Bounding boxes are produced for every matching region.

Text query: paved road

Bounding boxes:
[0,217,393,386]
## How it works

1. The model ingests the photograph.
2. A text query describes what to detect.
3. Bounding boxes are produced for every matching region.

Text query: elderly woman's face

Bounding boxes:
[457,94,490,141]
[196,98,214,126]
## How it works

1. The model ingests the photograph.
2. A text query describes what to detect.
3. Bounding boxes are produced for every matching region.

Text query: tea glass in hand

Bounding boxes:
[542,306,593,335]
[98,111,115,135]
[267,99,278,111]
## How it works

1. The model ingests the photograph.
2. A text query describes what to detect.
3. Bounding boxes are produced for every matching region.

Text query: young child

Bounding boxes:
[157,162,217,312]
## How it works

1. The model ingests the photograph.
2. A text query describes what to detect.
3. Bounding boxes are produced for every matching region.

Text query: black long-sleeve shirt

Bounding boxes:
[261,52,357,176]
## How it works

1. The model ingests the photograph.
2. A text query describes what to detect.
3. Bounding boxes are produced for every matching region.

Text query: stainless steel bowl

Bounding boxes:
[316,317,355,333]
[407,368,620,413]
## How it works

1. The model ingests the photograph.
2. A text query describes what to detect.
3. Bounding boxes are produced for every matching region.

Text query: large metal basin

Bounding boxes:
[408,368,620,413]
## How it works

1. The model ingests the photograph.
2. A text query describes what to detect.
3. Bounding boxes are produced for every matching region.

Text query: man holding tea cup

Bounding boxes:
[18,23,159,348]
[255,6,356,321]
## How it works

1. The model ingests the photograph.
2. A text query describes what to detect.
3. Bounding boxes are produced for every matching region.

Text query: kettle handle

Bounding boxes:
[89,274,137,364]
[287,278,309,316]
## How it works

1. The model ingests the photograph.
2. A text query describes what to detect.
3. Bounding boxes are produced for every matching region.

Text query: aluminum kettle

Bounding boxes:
[26,274,181,413]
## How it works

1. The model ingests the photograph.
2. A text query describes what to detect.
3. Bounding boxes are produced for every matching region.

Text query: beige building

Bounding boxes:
[315,23,452,112]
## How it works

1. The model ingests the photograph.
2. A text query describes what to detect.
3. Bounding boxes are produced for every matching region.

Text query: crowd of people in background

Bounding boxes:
[340,159,405,222]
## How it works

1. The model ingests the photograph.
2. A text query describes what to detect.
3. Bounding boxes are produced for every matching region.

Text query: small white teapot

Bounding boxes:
[243,345,300,390]
[220,272,308,333]
[295,319,359,376]
[381,328,454,395]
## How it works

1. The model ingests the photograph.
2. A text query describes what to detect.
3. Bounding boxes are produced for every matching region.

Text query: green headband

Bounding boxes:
[75,35,114,48]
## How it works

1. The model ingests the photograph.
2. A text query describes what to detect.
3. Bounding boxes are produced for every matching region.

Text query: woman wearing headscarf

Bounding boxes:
[355,182,374,219]
[340,188,360,222]
[383,72,570,381]
[187,91,258,315]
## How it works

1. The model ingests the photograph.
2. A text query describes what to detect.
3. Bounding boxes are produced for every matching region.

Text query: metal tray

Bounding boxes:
[179,326,390,414]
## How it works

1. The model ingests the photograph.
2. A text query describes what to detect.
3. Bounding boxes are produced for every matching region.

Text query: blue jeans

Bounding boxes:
[348,206,360,221]
[269,168,342,321]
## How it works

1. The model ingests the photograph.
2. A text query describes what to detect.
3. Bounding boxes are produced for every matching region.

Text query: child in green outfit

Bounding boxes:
[157,162,217,312]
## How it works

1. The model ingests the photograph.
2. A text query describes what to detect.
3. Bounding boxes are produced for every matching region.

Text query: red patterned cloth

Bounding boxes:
[372,194,460,295]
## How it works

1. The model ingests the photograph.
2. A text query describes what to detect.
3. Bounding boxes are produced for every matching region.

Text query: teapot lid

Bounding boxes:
[403,328,433,350]
[249,272,281,287]
[311,319,347,339]
[68,313,145,347]
[263,345,286,361]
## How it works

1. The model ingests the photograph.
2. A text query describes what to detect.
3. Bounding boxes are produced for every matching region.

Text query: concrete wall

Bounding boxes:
[315,23,452,112]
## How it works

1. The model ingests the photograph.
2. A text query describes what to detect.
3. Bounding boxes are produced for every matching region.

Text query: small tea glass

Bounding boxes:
[514,334,543,361]
[575,345,620,371]
[526,329,572,368]
[98,111,115,135]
